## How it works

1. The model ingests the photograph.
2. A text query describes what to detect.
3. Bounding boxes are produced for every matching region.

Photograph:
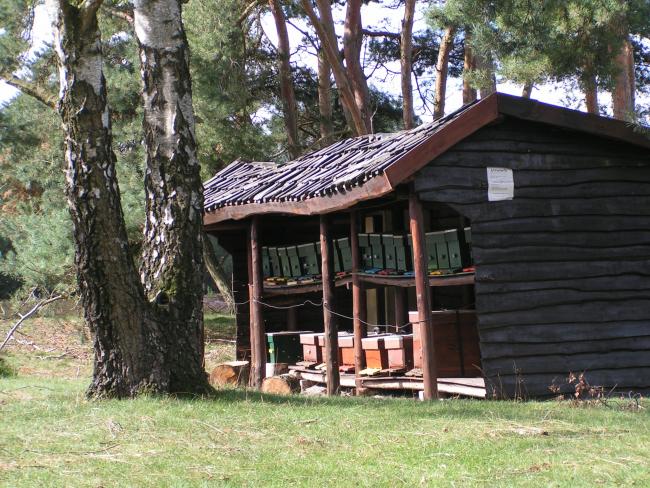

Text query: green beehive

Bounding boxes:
[383,234,397,269]
[286,246,302,277]
[297,243,319,276]
[261,247,271,278]
[369,233,384,268]
[267,331,308,364]
[337,238,353,271]
[277,247,292,277]
[268,247,282,276]
[444,229,468,270]
[425,231,449,271]
[394,235,410,272]
[358,233,373,269]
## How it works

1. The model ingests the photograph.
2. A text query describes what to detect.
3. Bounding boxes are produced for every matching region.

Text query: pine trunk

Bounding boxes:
[583,73,599,114]
[462,32,477,104]
[269,0,300,157]
[318,48,334,147]
[612,37,635,121]
[433,26,455,120]
[344,0,372,131]
[50,0,166,397]
[133,0,209,394]
[400,0,415,129]
[475,49,496,98]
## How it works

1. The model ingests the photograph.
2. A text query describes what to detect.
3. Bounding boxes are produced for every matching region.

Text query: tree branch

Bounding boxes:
[238,0,265,25]
[101,5,133,24]
[0,295,64,354]
[362,29,400,39]
[0,73,57,109]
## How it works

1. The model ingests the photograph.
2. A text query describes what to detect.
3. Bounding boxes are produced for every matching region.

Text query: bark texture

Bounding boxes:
[583,73,599,114]
[400,0,415,129]
[521,81,534,99]
[269,0,300,157]
[612,37,635,121]
[462,32,477,104]
[475,49,496,98]
[133,0,209,394]
[433,26,456,120]
[301,0,368,135]
[343,0,371,131]
[317,48,334,146]
[49,0,166,397]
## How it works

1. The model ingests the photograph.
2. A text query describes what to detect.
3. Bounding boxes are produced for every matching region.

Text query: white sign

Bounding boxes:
[487,167,514,201]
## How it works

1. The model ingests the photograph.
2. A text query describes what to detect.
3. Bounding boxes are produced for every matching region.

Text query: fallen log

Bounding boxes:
[209,361,250,387]
[261,374,301,395]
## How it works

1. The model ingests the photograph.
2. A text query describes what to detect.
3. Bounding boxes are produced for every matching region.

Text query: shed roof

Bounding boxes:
[204,93,650,224]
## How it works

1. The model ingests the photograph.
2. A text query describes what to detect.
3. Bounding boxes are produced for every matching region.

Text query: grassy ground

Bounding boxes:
[1,314,649,487]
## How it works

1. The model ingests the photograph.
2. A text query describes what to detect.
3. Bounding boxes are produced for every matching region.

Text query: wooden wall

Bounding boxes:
[414,117,650,397]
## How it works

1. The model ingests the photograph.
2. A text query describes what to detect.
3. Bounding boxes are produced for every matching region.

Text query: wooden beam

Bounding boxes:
[408,191,438,399]
[287,307,298,331]
[350,211,367,391]
[248,216,265,388]
[320,214,340,395]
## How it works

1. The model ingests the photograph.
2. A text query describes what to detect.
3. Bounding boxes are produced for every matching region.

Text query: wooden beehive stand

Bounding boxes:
[209,190,483,399]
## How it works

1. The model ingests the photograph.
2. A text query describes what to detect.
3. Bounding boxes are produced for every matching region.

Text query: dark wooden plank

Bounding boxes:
[320,215,340,395]
[480,336,650,359]
[409,190,438,399]
[477,300,650,328]
[477,274,650,294]
[479,321,650,342]
[473,215,650,234]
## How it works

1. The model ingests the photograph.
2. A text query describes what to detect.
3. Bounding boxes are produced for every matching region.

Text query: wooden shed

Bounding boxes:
[204,93,650,398]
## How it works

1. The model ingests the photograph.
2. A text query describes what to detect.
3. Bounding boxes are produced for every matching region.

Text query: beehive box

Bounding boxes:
[384,334,414,369]
[394,235,410,272]
[299,333,323,362]
[369,234,384,268]
[267,331,312,364]
[268,247,282,276]
[409,310,480,377]
[261,247,272,277]
[336,238,353,271]
[425,231,450,271]
[297,243,319,276]
[286,246,302,277]
[361,335,389,369]
[316,332,351,364]
[277,247,292,277]
[383,234,397,269]
[338,334,355,366]
[358,233,373,269]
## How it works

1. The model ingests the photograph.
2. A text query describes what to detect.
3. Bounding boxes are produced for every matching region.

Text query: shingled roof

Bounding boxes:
[204,93,650,224]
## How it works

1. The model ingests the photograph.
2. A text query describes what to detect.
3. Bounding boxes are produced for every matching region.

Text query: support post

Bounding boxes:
[320,214,340,395]
[393,287,408,333]
[248,216,265,388]
[286,307,298,331]
[408,191,438,399]
[350,211,367,391]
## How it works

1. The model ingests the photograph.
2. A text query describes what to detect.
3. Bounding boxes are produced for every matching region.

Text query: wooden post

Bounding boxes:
[248,216,265,388]
[408,191,438,399]
[350,211,367,391]
[394,287,408,333]
[320,214,340,395]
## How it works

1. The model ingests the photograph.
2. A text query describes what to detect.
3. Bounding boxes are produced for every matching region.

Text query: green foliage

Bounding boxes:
[0,355,13,377]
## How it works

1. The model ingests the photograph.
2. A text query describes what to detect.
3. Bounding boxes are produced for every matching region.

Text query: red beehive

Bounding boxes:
[299,333,323,363]
[384,334,413,370]
[361,335,389,369]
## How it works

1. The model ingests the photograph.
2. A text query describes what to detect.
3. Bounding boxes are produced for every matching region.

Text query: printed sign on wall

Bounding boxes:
[486,167,514,201]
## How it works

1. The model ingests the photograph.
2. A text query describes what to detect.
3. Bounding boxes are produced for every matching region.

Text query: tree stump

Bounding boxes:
[261,374,301,395]
[209,361,250,387]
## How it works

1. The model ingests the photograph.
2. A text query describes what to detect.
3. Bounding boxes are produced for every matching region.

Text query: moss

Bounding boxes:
[0,355,15,377]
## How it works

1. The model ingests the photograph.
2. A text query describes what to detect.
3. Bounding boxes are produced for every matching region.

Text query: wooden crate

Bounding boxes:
[361,335,389,369]
[299,333,323,362]
[338,334,355,366]
[409,310,480,377]
[316,332,350,364]
[297,243,319,276]
[384,334,414,369]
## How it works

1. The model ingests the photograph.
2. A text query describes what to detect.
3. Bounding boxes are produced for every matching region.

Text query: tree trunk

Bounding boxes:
[317,47,334,147]
[462,32,477,104]
[49,0,166,397]
[475,49,496,98]
[133,0,210,394]
[521,81,534,99]
[343,0,372,131]
[583,73,599,114]
[203,233,234,313]
[269,0,300,157]
[400,0,415,129]
[433,26,456,120]
[612,37,635,121]
[301,0,368,135]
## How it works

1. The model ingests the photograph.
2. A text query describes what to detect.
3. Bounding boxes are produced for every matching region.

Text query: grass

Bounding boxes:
[1,314,650,487]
